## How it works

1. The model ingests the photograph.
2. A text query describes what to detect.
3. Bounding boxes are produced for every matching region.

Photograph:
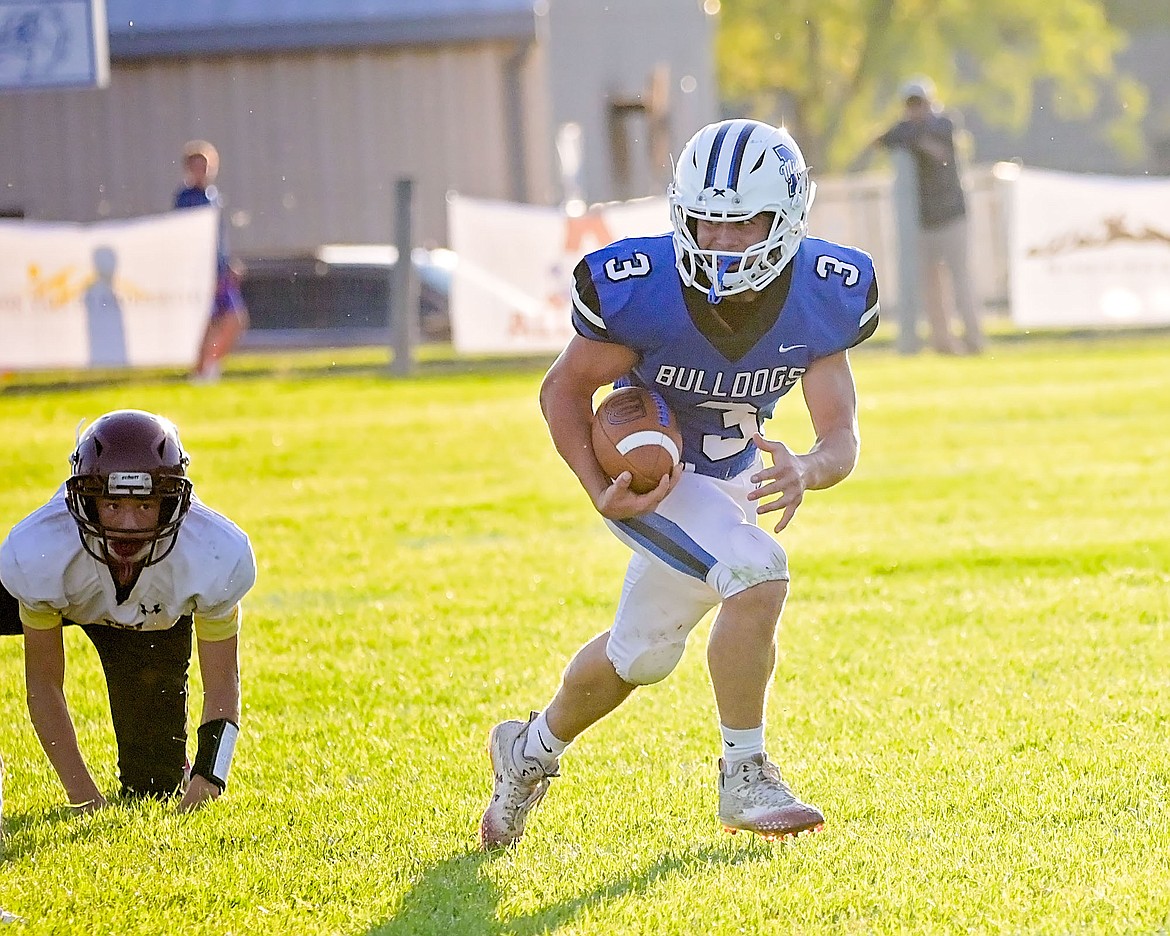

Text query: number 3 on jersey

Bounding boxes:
[815,254,859,287]
[699,401,759,461]
[604,252,652,282]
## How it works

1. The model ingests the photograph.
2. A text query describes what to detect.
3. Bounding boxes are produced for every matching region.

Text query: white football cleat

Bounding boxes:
[718,754,824,840]
[479,713,558,849]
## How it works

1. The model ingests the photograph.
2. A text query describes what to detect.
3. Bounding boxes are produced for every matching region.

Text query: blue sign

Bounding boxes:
[0,0,108,91]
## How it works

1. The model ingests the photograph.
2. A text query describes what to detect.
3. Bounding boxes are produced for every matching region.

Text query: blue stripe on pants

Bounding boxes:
[615,512,717,581]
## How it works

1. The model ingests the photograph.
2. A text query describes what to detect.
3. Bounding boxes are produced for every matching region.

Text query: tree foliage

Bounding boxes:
[714,0,1148,172]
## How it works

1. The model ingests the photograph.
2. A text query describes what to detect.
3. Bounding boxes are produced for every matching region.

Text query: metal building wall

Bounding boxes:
[539,0,718,206]
[0,40,552,253]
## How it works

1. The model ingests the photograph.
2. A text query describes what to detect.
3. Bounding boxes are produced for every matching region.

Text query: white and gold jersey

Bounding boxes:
[0,486,255,641]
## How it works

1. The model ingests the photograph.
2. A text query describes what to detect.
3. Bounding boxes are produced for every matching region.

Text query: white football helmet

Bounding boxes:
[668,119,815,301]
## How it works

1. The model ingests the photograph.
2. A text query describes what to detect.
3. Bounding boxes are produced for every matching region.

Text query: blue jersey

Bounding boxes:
[175,184,231,273]
[571,233,879,479]
[174,186,214,211]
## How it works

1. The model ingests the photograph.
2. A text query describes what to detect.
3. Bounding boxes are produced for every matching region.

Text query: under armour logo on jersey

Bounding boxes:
[139,602,162,615]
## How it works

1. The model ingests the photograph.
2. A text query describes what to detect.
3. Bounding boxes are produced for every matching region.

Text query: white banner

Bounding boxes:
[448,195,670,354]
[0,207,218,371]
[1009,168,1170,328]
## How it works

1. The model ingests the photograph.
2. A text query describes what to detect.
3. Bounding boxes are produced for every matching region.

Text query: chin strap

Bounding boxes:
[707,256,737,305]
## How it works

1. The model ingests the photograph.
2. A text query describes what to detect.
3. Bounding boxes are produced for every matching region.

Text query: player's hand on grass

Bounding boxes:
[747,433,808,532]
[177,775,221,813]
[595,463,683,520]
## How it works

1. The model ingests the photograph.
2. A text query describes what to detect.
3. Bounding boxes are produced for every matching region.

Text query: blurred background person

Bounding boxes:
[872,77,984,355]
[175,140,249,381]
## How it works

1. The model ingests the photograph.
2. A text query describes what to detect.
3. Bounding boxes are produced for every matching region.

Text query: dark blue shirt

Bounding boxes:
[174,184,230,272]
[174,185,215,211]
[877,112,966,228]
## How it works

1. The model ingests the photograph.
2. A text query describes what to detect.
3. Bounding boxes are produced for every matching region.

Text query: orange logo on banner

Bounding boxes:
[563,211,614,254]
[26,257,150,311]
[541,210,620,320]
[27,262,81,308]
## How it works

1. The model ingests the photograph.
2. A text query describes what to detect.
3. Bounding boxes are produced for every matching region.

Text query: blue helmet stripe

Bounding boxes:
[726,122,756,189]
[703,122,733,190]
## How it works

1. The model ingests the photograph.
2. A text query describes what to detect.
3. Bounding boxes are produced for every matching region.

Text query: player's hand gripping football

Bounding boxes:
[595,463,683,520]
[747,433,808,532]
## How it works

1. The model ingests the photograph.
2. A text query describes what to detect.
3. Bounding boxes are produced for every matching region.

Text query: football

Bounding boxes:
[591,386,682,494]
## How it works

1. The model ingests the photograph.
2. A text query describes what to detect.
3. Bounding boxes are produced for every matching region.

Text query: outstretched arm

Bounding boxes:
[871,118,951,165]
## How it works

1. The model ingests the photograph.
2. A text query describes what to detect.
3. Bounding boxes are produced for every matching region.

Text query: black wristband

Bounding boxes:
[191,718,239,792]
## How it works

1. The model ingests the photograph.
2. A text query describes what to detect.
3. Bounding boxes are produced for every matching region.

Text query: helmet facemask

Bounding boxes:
[67,473,191,569]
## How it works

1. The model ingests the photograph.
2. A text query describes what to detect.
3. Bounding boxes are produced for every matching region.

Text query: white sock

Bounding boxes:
[524,710,568,769]
[720,724,765,766]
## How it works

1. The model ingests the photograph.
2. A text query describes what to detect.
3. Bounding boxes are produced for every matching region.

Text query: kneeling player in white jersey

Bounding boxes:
[480,119,880,847]
[0,410,256,813]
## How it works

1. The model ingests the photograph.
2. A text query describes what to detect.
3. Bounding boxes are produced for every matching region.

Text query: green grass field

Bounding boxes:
[1,335,1168,935]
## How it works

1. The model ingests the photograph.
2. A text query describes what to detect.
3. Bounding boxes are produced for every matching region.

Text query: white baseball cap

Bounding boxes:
[901,76,936,102]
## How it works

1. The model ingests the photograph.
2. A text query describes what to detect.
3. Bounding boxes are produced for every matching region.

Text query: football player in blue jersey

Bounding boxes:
[480,119,880,848]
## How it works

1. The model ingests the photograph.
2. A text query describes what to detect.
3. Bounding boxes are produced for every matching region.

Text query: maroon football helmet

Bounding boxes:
[65,410,193,568]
